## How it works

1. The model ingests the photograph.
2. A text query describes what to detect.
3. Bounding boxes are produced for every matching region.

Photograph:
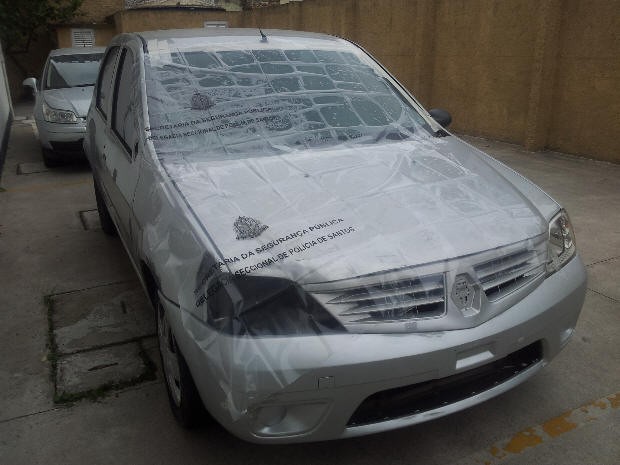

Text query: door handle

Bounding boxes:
[112,168,117,181]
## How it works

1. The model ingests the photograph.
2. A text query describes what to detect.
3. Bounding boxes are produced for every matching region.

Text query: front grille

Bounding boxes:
[474,243,546,301]
[50,139,84,153]
[347,341,542,427]
[324,273,446,325]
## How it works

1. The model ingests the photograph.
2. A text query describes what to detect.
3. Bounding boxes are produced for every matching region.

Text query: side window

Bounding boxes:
[112,48,136,155]
[96,46,120,118]
[41,60,50,91]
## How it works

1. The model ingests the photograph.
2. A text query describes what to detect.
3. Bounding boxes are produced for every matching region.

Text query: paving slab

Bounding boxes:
[16,162,47,175]
[462,392,620,465]
[79,209,101,231]
[586,257,620,302]
[51,281,155,354]
[56,342,147,396]
[0,361,54,422]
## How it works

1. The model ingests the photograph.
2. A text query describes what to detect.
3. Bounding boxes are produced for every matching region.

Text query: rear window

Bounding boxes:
[144,42,431,160]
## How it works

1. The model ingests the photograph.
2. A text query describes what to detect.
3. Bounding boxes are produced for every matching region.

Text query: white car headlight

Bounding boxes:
[42,101,78,124]
[547,209,576,274]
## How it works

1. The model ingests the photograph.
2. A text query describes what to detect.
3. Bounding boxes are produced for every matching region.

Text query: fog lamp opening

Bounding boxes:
[251,401,330,437]
[256,405,287,427]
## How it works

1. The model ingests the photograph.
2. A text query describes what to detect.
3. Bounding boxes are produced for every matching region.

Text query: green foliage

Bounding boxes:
[0,0,84,52]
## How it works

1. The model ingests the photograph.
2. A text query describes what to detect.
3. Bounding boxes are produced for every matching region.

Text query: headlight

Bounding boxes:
[42,101,78,123]
[547,209,576,274]
[207,274,346,337]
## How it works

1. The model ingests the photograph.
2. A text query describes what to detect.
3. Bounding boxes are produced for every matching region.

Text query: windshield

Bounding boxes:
[45,53,104,90]
[144,39,433,160]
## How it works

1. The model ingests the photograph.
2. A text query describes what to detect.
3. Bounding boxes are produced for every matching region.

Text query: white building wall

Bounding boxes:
[0,42,13,174]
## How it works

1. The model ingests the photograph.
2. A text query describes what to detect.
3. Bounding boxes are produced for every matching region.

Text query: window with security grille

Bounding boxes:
[204,21,228,28]
[71,29,95,48]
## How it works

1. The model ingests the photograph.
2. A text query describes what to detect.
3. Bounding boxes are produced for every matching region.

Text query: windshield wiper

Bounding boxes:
[373,126,412,143]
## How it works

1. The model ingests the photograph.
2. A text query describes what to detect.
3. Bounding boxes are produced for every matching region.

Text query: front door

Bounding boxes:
[102,46,142,255]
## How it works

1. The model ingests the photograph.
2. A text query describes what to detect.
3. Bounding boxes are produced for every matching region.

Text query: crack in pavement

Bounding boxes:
[47,280,138,298]
[586,288,619,303]
[585,255,620,268]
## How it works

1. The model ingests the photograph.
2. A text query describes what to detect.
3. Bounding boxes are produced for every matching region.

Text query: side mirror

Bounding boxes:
[23,77,38,93]
[429,108,452,128]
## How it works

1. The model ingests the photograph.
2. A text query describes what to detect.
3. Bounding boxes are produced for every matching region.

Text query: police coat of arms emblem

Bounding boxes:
[233,216,268,240]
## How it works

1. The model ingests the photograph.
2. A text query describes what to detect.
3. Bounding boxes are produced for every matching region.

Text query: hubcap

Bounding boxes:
[157,303,182,406]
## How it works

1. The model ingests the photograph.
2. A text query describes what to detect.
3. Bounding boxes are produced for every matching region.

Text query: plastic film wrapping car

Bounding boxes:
[84,28,587,443]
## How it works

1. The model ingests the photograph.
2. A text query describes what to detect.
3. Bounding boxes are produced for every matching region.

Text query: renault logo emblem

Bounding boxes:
[452,274,476,309]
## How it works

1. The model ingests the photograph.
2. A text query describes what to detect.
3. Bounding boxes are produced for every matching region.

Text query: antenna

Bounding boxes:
[259,28,268,43]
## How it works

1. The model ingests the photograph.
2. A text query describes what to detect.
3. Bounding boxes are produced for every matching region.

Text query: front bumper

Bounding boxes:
[35,118,87,157]
[165,254,586,443]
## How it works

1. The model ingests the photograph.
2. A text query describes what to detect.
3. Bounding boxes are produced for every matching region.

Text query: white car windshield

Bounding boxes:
[45,53,104,89]
[144,39,435,160]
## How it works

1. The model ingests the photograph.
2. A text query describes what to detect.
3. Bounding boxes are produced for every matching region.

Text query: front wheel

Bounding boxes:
[157,301,204,428]
[42,148,62,168]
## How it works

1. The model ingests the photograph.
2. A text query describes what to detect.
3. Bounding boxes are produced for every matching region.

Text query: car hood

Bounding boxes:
[163,136,548,283]
[43,86,94,117]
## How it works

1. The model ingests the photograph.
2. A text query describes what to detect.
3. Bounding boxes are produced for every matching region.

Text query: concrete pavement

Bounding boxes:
[0,104,618,464]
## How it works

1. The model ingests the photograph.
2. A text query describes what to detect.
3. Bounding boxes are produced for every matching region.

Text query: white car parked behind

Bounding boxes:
[24,47,105,166]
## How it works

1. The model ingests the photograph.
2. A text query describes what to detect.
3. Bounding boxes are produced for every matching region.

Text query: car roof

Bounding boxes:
[49,46,106,57]
[130,28,346,53]
[136,28,340,43]
[129,28,350,56]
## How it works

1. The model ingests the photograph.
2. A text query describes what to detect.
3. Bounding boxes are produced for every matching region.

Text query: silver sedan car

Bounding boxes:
[24,47,105,166]
[85,29,586,443]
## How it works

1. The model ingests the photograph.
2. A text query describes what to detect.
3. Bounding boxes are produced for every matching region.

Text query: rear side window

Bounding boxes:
[112,48,136,154]
[96,47,120,118]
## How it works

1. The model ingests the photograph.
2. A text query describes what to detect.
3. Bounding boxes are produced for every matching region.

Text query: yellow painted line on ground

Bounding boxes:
[462,392,620,465]
[2,179,90,193]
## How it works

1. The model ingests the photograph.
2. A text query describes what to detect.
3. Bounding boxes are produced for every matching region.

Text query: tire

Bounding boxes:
[42,148,62,168]
[93,179,117,236]
[157,300,204,428]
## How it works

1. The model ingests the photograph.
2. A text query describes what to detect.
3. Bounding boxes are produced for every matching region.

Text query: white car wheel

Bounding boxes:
[155,300,204,427]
